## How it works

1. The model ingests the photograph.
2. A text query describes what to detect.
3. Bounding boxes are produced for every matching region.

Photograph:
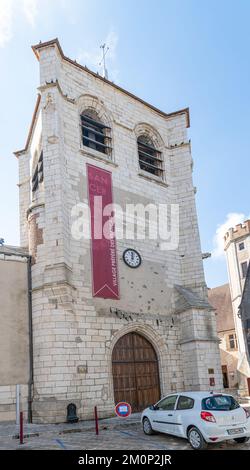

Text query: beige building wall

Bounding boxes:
[208,284,239,390]
[0,251,29,421]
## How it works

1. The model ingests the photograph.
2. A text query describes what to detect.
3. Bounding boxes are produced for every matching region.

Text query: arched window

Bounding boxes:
[80,109,112,157]
[137,135,163,178]
[32,150,43,194]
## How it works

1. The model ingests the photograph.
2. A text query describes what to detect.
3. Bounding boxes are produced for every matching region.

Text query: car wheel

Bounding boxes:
[234,437,249,444]
[188,426,208,450]
[143,417,154,435]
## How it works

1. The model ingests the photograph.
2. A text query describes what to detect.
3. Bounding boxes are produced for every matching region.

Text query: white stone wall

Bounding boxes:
[17,41,222,423]
[0,384,28,422]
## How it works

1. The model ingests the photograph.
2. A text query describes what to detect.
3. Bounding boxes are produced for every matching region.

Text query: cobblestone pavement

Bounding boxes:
[0,415,250,450]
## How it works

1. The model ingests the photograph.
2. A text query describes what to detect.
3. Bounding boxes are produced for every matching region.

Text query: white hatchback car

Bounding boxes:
[141,391,250,449]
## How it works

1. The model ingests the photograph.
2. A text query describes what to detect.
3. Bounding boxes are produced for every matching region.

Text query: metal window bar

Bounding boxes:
[80,123,112,139]
[32,150,44,192]
[38,161,43,173]
[139,159,163,173]
[138,140,163,177]
[81,114,112,156]
[138,141,161,154]
[138,148,163,162]
[139,157,163,172]
[81,114,111,130]
[32,168,39,192]
[32,167,38,182]
[82,135,112,151]
[39,169,44,183]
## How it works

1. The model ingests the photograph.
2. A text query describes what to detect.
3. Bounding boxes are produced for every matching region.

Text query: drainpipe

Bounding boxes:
[27,255,33,423]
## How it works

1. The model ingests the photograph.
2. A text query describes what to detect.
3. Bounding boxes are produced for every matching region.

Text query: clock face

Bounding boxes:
[123,249,141,268]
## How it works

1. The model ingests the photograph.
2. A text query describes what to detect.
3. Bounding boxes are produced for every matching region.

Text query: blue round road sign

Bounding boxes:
[115,402,132,418]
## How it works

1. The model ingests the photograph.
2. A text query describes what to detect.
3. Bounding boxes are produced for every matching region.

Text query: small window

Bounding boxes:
[239,242,245,251]
[201,395,240,411]
[80,110,112,157]
[228,333,238,350]
[176,396,194,410]
[137,135,163,178]
[157,395,178,411]
[241,261,248,279]
[32,150,43,193]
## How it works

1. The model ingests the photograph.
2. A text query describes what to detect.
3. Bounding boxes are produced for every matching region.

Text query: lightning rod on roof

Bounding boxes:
[99,43,109,80]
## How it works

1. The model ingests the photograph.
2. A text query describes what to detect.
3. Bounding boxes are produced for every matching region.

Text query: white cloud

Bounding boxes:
[22,0,38,28]
[0,0,13,47]
[77,48,101,71]
[105,31,118,61]
[0,0,38,48]
[212,212,250,258]
[77,30,119,81]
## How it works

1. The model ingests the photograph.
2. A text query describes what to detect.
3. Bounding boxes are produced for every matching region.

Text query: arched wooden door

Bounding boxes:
[112,332,160,412]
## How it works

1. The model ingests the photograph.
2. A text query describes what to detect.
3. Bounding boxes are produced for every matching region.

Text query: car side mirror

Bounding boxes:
[149,404,158,411]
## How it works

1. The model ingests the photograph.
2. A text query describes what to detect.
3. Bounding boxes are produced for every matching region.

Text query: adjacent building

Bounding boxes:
[0,246,30,421]
[208,284,238,390]
[224,220,250,395]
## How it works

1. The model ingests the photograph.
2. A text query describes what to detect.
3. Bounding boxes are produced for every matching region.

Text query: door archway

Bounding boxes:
[112,332,160,412]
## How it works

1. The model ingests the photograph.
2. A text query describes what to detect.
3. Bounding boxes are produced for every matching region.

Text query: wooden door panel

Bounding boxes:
[112,333,160,412]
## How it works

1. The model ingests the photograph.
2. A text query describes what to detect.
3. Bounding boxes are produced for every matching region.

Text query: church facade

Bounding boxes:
[13,39,222,423]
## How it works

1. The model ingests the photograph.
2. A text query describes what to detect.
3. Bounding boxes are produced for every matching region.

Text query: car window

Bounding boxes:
[157,395,178,411]
[201,395,240,411]
[176,396,194,410]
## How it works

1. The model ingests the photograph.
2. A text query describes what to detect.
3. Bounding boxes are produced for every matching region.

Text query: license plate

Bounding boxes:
[227,428,244,435]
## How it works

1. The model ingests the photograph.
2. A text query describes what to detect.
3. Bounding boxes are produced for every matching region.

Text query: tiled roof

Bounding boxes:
[174,284,213,313]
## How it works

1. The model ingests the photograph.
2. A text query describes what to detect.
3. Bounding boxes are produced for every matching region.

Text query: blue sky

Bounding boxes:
[0,0,249,287]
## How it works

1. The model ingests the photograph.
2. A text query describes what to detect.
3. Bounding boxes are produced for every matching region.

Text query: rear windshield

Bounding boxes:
[201,395,240,411]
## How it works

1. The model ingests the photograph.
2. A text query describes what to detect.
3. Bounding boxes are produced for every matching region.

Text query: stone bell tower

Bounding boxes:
[15,39,222,423]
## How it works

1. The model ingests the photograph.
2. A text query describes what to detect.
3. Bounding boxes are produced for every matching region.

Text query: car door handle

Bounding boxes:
[168,414,173,416]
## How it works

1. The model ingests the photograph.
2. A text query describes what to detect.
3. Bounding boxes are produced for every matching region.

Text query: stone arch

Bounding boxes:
[77,94,113,128]
[134,122,166,150]
[107,323,170,409]
[77,94,114,158]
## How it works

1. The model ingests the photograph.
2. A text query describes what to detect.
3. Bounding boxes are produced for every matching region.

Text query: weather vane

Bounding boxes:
[99,43,109,80]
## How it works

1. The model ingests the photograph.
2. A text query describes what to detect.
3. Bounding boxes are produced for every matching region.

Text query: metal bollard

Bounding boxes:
[20,411,24,445]
[94,406,99,435]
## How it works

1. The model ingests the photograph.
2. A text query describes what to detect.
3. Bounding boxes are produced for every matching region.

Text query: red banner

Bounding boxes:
[87,164,120,299]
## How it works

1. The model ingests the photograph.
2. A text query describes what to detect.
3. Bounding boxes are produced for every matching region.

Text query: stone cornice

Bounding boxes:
[179,337,220,344]
[31,38,190,127]
[38,79,75,104]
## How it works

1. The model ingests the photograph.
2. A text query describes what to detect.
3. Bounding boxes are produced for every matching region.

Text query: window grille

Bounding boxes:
[137,135,163,178]
[241,261,248,279]
[228,333,238,350]
[80,111,112,157]
[32,150,43,193]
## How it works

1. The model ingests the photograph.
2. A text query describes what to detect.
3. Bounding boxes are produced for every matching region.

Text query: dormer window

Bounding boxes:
[80,110,112,157]
[137,135,163,178]
[32,150,43,193]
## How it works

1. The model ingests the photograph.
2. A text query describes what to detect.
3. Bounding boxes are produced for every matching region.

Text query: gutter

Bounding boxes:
[27,255,33,423]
